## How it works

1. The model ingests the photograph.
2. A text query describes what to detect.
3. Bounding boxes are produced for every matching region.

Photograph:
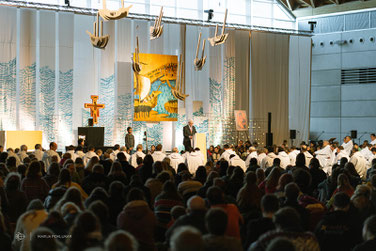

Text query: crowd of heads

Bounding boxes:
[0,134,376,251]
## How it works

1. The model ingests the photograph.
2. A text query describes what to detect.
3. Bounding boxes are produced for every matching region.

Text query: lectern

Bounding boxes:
[194,133,207,163]
[78,127,104,147]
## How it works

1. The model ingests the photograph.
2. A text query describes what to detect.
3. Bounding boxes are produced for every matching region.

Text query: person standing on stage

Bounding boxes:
[183,119,197,151]
[125,127,135,152]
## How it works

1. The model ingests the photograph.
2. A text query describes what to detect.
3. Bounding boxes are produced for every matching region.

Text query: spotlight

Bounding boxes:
[204,9,214,22]
[65,0,70,7]
[308,21,317,32]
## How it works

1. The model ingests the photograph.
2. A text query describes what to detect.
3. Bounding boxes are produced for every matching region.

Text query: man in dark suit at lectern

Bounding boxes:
[183,119,197,151]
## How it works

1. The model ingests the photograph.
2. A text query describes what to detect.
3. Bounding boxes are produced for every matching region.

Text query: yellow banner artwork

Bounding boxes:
[133,53,178,122]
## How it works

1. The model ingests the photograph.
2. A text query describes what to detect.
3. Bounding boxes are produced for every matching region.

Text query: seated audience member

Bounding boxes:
[84,186,109,208]
[107,161,128,186]
[245,194,278,248]
[258,167,281,194]
[117,188,156,251]
[42,162,60,188]
[30,227,59,251]
[178,171,203,202]
[13,199,49,251]
[315,192,362,251]
[170,226,205,251]
[21,161,50,203]
[54,187,85,212]
[82,163,109,195]
[249,207,319,251]
[197,171,220,198]
[203,208,243,251]
[4,173,28,223]
[52,168,88,199]
[227,167,245,198]
[353,215,376,251]
[64,161,82,184]
[60,202,81,227]
[351,185,376,224]
[105,230,139,251]
[154,181,184,228]
[327,173,354,209]
[237,171,263,215]
[166,195,207,242]
[107,181,126,226]
[67,211,103,251]
[88,200,117,238]
[117,152,135,178]
[281,183,310,230]
[207,186,243,239]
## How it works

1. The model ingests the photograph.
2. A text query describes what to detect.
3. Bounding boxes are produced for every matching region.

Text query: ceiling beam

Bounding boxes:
[294,0,376,17]
[310,0,316,8]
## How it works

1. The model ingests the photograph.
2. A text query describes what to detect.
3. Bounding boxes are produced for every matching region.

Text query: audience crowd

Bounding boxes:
[0,135,376,251]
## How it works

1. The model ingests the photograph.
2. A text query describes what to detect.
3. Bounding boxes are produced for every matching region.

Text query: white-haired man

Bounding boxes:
[18,145,28,161]
[131,144,146,168]
[169,147,185,170]
[183,119,197,151]
[245,146,258,168]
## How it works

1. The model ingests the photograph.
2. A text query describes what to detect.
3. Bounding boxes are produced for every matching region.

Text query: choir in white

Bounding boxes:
[3,134,376,179]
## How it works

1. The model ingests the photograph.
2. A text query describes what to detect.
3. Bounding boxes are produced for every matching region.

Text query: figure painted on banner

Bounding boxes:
[235,110,247,131]
[183,119,197,151]
[125,127,135,152]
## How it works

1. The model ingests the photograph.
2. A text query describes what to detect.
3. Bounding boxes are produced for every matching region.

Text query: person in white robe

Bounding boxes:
[111,144,121,161]
[360,145,373,162]
[7,149,22,167]
[350,148,367,179]
[288,147,300,166]
[18,145,28,161]
[341,136,354,156]
[120,146,131,162]
[278,148,291,169]
[370,133,376,146]
[229,154,246,172]
[152,144,167,162]
[33,144,44,161]
[261,147,277,169]
[245,147,258,168]
[83,146,98,166]
[368,148,376,168]
[186,150,204,174]
[301,145,313,167]
[42,142,61,169]
[332,146,350,166]
[75,146,85,160]
[169,147,185,171]
[131,144,146,168]
[257,148,267,166]
[220,144,237,162]
[65,145,78,162]
[314,141,332,173]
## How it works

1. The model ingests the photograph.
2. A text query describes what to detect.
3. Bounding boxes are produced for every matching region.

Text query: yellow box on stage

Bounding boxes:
[0,131,42,150]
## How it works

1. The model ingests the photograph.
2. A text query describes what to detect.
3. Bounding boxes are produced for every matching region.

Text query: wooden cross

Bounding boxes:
[84,95,105,124]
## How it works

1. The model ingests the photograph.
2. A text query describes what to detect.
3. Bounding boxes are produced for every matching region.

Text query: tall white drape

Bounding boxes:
[250,31,290,146]
[289,35,312,145]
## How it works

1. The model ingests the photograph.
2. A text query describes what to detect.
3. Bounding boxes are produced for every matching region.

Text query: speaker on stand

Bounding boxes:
[351,130,357,139]
[266,112,273,147]
[290,129,296,146]
[88,118,93,127]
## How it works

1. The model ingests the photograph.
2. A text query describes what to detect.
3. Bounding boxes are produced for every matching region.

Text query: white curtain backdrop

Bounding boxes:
[0,5,312,151]
[289,35,312,145]
[250,31,290,146]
